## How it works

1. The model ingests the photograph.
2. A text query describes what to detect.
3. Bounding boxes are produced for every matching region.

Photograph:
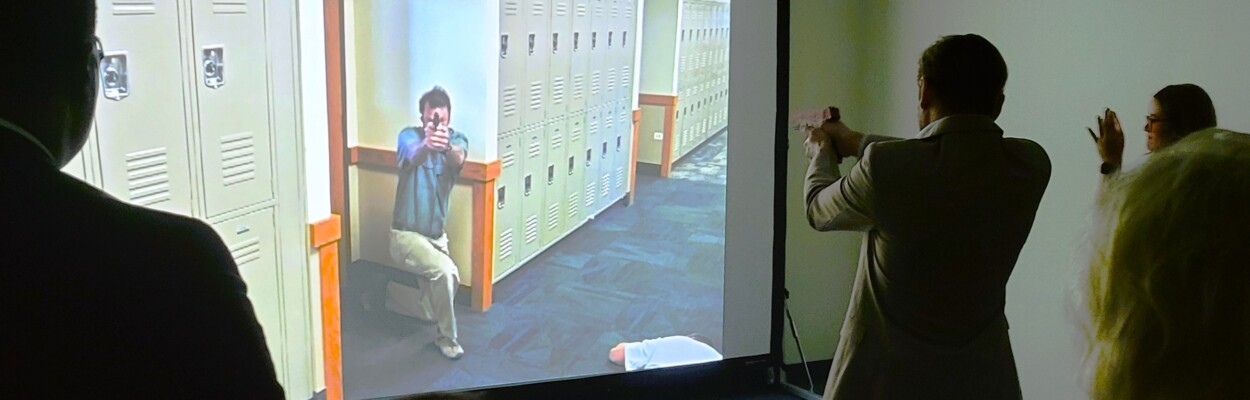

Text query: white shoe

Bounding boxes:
[438,340,464,360]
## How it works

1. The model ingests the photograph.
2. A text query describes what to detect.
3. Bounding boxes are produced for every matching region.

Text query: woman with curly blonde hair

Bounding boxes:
[1086,128,1250,399]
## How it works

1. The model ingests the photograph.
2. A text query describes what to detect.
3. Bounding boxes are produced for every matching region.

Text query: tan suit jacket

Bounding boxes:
[805,115,1051,400]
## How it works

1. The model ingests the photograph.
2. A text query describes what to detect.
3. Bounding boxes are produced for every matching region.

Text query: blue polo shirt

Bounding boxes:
[392,126,469,238]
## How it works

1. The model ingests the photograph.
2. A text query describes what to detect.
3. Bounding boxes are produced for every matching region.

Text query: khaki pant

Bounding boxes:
[387,229,458,344]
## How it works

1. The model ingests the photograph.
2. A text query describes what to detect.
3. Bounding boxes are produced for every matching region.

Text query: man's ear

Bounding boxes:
[990,93,1005,119]
[918,77,932,110]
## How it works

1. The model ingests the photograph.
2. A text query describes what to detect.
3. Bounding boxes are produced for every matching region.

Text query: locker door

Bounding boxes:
[564,112,586,231]
[494,129,522,279]
[190,0,275,217]
[500,0,526,133]
[94,0,195,215]
[582,107,601,219]
[596,103,615,211]
[603,0,619,101]
[518,123,546,260]
[540,117,567,246]
[63,150,88,182]
[587,0,606,107]
[569,0,592,114]
[210,207,285,381]
[613,101,631,198]
[547,0,572,120]
[524,0,551,126]
[619,0,634,104]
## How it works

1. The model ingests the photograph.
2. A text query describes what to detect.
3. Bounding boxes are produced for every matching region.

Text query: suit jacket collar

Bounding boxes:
[917,114,1004,140]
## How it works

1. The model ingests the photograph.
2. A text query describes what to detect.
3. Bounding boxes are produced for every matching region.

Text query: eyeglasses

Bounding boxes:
[91,35,103,61]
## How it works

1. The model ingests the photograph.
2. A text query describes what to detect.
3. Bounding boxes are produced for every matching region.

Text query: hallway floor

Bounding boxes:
[341,132,728,399]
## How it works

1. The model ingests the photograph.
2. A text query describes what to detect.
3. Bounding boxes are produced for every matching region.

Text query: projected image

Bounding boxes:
[339,0,731,397]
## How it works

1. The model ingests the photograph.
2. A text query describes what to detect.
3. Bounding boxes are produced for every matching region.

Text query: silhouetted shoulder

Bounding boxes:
[1003,137,1052,176]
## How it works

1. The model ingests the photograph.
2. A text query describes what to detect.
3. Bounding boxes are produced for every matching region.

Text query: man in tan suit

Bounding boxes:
[803,34,1051,399]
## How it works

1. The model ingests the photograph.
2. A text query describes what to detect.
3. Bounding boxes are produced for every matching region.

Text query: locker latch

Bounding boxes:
[568,156,575,176]
[621,31,627,47]
[497,186,506,209]
[573,32,580,52]
[202,45,225,89]
[524,174,532,196]
[547,164,555,185]
[608,32,613,48]
[601,142,608,159]
[552,33,559,53]
[100,51,130,101]
[236,225,251,235]
[591,32,597,50]
[500,34,509,59]
[585,149,592,167]
[528,33,536,56]
[616,136,622,152]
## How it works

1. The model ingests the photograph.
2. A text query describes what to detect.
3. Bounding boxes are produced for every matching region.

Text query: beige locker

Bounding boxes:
[210,206,285,382]
[569,0,592,113]
[587,0,606,107]
[547,0,573,119]
[524,0,551,125]
[500,0,527,132]
[94,0,196,215]
[63,152,89,182]
[190,0,275,217]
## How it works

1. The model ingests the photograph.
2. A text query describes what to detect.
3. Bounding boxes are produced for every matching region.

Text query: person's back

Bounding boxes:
[866,118,1049,343]
[804,34,1050,399]
[0,2,282,397]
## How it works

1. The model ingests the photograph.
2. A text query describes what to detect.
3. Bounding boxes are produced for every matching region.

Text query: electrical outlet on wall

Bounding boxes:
[653,131,663,140]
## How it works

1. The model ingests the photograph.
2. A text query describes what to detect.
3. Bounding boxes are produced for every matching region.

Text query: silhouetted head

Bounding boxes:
[0,1,99,167]
[1087,129,1250,399]
[917,34,1008,128]
[1145,84,1217,151]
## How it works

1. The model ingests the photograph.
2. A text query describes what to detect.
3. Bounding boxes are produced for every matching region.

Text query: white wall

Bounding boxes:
[785,1,1250,398]
[297,0,331,392]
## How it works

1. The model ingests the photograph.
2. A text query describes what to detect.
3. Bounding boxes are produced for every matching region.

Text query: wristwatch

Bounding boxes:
[1099,162,1119,175]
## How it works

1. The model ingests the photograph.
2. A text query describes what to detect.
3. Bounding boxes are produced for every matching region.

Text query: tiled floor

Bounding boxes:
[341,132,729,399]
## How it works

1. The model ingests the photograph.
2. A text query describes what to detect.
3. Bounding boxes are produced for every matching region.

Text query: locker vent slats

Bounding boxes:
[590,71,600,96]
[547,203,560,230]
[222,132,257,186]
[126,147,171,207]
[576,3,588,17]
[552,76,566,105]
[501,148,518,168]
[212,0,248,15]
[113,0,156,16]
[555,2,569,16]
[600,174,610,198]
[606,67,616,94]
[529,81,543,112]
[524,215,539,244]
[498,228,515,260]
[502,86,519,119]
[532,1,546,15]
[229,237,262,265]
[567,192,580,219]
[503,0,522,15]
[572,73,585,100]
[620,66,631,89]
[616,166,625,189]
[585,181,595,208]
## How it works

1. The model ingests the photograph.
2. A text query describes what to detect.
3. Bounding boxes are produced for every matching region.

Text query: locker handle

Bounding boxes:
[524,174,533,196]
[552,32,559,53]
[616,136,622,152]
[202,46,225,89]
[497,186,507,209]
[236,225,251,235]
[585,149,593,167]
[528,33,536,56]
[547,165,555,185]
[592,32,597,50]
[500,34,509,59]
[573,32,580,52]
[568,156,575,176]
[608,31,613,48]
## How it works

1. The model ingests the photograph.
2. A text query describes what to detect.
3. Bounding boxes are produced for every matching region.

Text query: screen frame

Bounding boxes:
[331,0,791,397]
